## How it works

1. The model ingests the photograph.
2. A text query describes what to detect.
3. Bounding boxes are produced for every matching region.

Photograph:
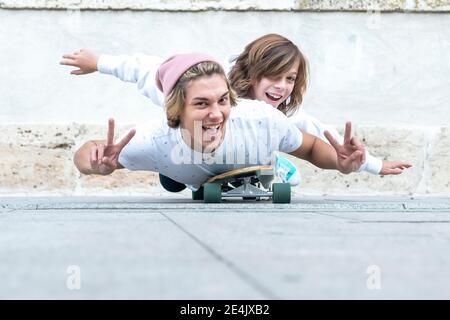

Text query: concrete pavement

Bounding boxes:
[1,195,449,299]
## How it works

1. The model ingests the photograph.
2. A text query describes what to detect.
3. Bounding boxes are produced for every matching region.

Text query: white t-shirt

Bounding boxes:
[98,53,382,175]
[118,99,302,190]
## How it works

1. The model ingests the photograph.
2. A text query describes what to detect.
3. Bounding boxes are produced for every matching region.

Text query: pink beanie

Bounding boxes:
[155,53,220,97]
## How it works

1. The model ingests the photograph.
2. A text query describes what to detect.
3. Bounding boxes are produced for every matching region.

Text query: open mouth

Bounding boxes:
[202,123,222,141]
[265,92,283,102]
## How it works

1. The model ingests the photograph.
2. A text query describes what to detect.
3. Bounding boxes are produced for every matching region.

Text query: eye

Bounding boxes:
[219,96,229,104]
[287,76,296,82]
[195,102,208,107]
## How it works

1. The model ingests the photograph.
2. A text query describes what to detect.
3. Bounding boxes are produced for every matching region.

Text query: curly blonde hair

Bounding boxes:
[165,61,237,128]
[228,34,309,116]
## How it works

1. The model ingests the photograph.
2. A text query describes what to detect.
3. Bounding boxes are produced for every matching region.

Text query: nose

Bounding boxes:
[273,78,286,90]
[208,103,222,120]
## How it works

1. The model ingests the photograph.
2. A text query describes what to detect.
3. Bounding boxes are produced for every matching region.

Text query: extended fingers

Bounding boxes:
[60,50,84,66]
[70,69,85,75]
[387,161,413,170]
[59,58,78,67]
[344,121,352,145]
[116,129,136,150]
[396,161,413,169]
[62,53,77,60]
[107,118,115,146]
[386,168,404,175]
[380,161,409,175]
[324,130,340,150]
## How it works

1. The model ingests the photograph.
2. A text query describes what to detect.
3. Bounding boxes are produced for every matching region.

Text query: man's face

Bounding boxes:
[180,74,231,152]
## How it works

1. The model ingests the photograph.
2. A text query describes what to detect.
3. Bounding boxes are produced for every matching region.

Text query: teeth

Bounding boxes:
[203,124,221,129]
[267,93,282,99]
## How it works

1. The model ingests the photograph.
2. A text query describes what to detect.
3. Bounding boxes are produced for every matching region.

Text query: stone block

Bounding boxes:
[296,0,450,11]
[5,124,77,149]
[1,0,448,11]
[287,126,426,195]
[0,144,77,193]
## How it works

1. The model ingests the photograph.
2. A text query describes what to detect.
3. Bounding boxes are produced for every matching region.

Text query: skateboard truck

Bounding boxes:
[193,166,291,203]
[222,176,272,198]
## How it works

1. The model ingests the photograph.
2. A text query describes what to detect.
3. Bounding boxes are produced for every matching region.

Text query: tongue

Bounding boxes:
[204,127,218,142]
[205,128,218,135]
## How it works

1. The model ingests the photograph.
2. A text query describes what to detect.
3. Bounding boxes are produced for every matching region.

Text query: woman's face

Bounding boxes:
[180,74,231,152]
[252,60,300,108]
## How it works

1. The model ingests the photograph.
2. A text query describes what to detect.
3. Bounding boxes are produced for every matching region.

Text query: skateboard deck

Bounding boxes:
[207,165,273,183]
[193,165,291,203]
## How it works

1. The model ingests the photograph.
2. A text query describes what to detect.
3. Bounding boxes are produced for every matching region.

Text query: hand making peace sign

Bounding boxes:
[90,119,136,175]
[324,122,366,174]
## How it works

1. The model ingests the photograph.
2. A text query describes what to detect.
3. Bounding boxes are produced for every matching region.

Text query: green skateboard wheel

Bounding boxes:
[204,183,222,203]
[272,183,291,203]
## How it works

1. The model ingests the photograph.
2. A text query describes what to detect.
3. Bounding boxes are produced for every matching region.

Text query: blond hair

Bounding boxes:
[228,34,309,116]
[165,61,237,128]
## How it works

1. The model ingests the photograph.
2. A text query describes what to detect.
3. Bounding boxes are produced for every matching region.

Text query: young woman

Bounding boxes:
[73,53,366,190]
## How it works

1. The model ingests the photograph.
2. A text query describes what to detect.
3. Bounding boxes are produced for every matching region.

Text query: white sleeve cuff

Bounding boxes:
[357,151,383,175]
[97,54,119,75]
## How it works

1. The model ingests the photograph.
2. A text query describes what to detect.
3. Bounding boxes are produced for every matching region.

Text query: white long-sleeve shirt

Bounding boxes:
[97,53,382,175]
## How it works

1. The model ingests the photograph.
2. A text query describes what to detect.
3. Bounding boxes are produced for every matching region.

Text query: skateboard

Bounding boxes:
[192,165,291,203]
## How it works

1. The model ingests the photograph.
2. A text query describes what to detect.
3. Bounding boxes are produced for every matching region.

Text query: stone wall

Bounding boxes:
[1,0,449,11]
[1,123,448,196]
[0,3,448,196]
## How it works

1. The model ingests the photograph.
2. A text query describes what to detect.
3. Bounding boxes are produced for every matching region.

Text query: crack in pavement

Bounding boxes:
[159,211,279,299]
[313,211,361,221]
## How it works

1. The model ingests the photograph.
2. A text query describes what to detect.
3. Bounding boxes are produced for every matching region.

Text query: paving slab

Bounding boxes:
[0,196,449,299]
[164,210,450,299]
[0,209,264,299]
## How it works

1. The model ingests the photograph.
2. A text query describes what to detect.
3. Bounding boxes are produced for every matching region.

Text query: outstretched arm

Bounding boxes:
[60,49,165,107]
[289,122,364,174]
[74,118,136,175]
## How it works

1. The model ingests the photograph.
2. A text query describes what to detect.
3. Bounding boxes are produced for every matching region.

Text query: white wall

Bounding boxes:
[0,7,449,196]
[1,10,449,126]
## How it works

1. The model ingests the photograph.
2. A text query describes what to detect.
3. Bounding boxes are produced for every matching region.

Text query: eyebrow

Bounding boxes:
[192,91,229,101]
